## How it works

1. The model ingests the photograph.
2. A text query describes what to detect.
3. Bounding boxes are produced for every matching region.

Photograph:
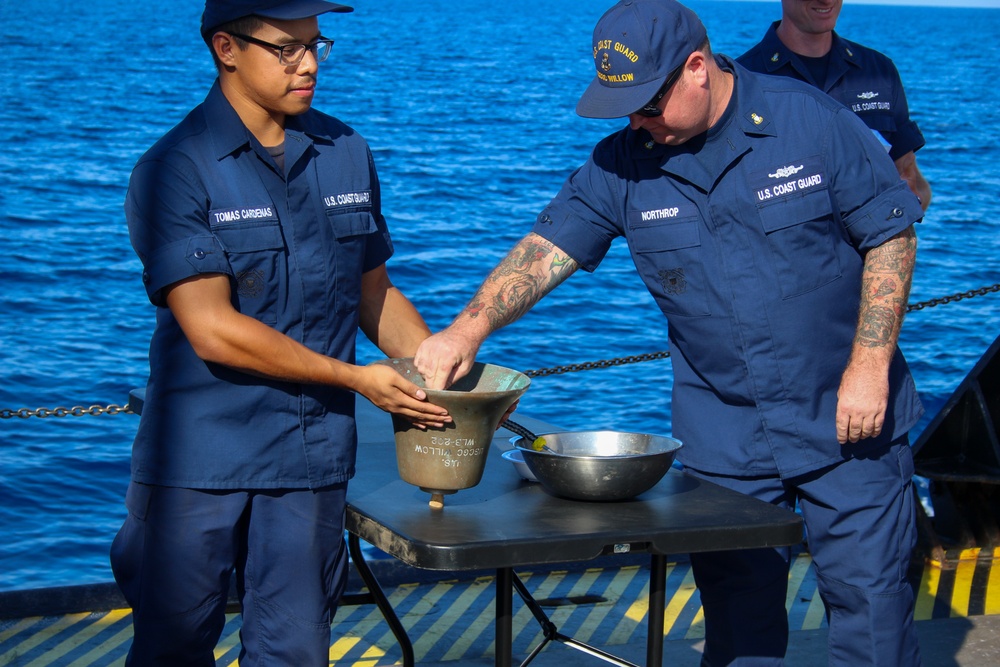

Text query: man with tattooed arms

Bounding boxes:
[416,0,923,665]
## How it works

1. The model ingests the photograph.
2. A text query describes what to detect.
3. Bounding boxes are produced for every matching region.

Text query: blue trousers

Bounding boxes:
[686,439,920,666]
[110,482,349,666]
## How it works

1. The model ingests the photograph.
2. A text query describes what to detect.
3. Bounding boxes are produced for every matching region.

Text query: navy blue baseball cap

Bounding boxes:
[202,1,353,37]
[577,0,707,119]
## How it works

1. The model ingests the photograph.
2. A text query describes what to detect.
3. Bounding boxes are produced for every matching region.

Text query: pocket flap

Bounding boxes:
[328,211,378,239]
[214,223,285,253]
[630,218,701,253]
[758,191,830,233]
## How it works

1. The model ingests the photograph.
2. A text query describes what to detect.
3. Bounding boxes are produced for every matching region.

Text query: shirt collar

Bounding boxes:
[202,79,333,161]
[203,80,253,160]
[732,57,777,140]
[758,21,860,78]
[632,56,776,156]
[628,57,772,191]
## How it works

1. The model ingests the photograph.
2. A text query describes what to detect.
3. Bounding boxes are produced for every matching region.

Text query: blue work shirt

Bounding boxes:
[126,81,392,490]
[532,57,923,478]
[738,22,925,162]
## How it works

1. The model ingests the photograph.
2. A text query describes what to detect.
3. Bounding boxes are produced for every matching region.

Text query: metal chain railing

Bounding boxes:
[524,351,672,378]
[522,282,1000,377]
[0,404,133,420]
[4,283,999,419]
[905,283,1000,312]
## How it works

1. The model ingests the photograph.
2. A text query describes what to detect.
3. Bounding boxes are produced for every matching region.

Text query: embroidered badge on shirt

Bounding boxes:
[323,190,372,209]
[852,91,890,113]
[659,268,687,295]
[236,268,265,298]
[750,155,826,203]
[209,205,275,226]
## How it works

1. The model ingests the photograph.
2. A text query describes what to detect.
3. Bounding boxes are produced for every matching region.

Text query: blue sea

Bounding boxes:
[1,0,999,593]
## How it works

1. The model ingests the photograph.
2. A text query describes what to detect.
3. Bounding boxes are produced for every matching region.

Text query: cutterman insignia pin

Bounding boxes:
[751,112,764,125]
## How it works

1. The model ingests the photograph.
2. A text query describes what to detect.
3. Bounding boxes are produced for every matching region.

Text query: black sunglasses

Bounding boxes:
[634,64,684,118]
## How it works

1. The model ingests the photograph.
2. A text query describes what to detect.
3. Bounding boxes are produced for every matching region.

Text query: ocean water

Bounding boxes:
[1,0,999,593]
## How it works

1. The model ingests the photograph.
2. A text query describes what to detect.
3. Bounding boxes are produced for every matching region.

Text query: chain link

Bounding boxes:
[525,351,672,377]
[0,404,133,420]
[906,283,1000,312]
[3,283,999,419]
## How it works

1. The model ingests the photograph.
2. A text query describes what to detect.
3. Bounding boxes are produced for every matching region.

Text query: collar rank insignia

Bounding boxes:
[770,52,780,62]
[751,112,764,125]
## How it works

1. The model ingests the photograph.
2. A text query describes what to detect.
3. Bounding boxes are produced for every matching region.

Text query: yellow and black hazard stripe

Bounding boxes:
[2,550,998,666]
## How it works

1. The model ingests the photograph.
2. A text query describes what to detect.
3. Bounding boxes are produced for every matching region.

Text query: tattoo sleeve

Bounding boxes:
[464,234,579,332]
[854,226,916,350]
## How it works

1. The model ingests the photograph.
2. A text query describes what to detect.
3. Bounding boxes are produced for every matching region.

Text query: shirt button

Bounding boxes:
[889,207,904,219]
[193,249,206,259]
[142,271,150,284]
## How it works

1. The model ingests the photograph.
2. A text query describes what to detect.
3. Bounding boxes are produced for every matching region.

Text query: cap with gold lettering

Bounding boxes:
[576,0,707,119]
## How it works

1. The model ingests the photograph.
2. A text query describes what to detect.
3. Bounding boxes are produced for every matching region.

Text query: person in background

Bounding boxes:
[414,0,923,664]
[738,0,931,211]
[110,1,448,664]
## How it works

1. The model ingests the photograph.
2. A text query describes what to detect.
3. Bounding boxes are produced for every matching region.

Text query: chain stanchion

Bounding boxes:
[3,283,999,420]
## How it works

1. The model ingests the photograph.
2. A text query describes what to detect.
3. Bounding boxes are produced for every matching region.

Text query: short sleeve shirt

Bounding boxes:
[531,58,923,478]
[126,81,393,489]
[737,22,925,162]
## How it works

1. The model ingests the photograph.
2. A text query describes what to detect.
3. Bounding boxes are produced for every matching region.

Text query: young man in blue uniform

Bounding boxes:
[414,0,923,664]
[111,1,450,664]
[738,0,931,211]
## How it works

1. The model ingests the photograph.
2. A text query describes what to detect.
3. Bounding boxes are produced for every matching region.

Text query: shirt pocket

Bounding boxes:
[757,190,842,299]
[628,216,711,318]
[327,209,378,314]
[213,222,286,325]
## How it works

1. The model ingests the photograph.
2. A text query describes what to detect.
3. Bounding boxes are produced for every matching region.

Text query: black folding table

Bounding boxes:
[345,436,803,667]
[125,390,801,665]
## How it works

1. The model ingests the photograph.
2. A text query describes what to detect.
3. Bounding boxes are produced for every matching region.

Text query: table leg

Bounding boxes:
[511,573,638,667]
[496,567,514,666]
[347,534,415,667]
[646,554,667,667]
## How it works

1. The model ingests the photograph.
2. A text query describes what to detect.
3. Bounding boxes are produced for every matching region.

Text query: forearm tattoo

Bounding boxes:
[855,228,916,349]
[465,237,576,330]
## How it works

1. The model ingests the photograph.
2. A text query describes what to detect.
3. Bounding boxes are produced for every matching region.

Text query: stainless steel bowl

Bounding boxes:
[514,430,682,501]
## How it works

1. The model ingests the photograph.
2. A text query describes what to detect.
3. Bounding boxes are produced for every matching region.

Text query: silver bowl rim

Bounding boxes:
[500,448,527,463]
[512,430,682,462]
[500,448,538,482]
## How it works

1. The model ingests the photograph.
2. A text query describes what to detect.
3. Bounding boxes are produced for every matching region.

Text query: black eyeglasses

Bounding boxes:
[229,32,334,67]
[633,64,684,118]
